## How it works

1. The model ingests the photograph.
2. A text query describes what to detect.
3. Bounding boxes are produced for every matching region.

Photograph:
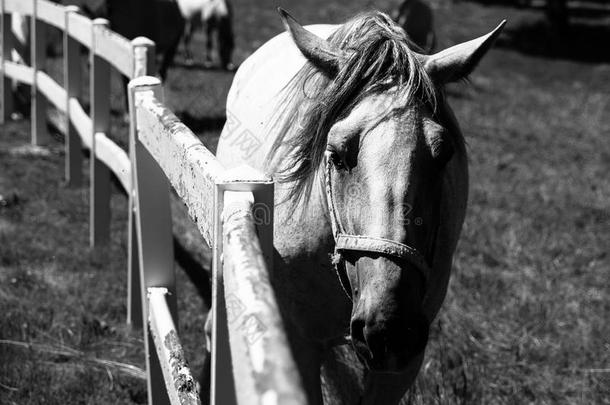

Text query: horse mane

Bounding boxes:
[265,11,437,204]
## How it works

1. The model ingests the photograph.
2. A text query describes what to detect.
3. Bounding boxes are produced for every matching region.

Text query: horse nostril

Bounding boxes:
[351,312,430,370]
[362,325,387,361]
[350,318,366,345]
[350,318,376,362]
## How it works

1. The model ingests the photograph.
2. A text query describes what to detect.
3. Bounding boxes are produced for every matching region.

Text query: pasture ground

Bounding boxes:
[1,0,609,403]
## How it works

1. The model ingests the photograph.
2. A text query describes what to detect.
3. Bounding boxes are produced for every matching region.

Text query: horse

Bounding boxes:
[391,0,436,53]
[177,0,235,70]
[215,8,504,404]
[104,0,185,81]
[82,0,185,116]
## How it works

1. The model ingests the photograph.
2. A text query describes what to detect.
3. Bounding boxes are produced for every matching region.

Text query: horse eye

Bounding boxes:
[330,151,347,170]
[433,140,454,167]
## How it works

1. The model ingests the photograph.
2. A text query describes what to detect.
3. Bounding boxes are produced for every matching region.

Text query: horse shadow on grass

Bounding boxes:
[496,16,610,63]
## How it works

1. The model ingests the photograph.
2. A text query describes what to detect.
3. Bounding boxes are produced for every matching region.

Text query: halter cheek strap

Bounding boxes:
[324,152,431,298]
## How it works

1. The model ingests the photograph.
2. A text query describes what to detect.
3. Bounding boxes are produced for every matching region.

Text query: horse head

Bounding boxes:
[277,9,504,372]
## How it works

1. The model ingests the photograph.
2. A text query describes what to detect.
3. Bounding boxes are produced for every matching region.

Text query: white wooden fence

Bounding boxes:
[0,1,306,404]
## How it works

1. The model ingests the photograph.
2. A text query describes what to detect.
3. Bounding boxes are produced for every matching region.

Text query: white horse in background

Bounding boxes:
[177,0,235,70]
[391,0,436,53]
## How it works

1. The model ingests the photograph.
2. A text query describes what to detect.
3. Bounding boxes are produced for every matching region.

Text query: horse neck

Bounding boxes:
[272,165,353,342]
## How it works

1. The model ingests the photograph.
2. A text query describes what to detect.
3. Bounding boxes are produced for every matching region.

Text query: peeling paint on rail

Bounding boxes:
[164,331,197,399]
[222,192,308,405]
[149,288,201,405]
[135,94,225,246]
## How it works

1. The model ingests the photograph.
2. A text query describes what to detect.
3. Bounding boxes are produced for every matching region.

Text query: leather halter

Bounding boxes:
[324,151,432,299]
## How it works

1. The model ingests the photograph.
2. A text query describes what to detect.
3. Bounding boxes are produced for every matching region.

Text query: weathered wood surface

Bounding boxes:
[211,168,273,405]
[222,191,307,405]
[148,288,201,405]
[37,0,65,30]
[4,0,33,15]
[129,77,175,405]
[3,60,33,84]
[135,94,225,246]
[94,24,133,78]
[36,71,66,112]
[66,10,91,48]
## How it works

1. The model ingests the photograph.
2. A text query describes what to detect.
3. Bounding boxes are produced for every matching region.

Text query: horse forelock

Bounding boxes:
[266,11,437,205]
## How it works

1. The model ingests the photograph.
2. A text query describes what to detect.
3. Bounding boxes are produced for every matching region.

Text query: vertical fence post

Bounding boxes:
[1,0,13,123]
[90,18,111,247]
[63,5,82,186]
[127,36,155,328]
[211,184,238,405]
[128,75,174,405]
[131,36,155,78]
[211,176,274,405]
[31,0,47,145]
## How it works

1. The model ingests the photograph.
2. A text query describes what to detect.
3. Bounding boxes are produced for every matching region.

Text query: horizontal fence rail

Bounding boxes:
[131,76,306,405]
[4,0,33,15]
[1,1,305,404]
[3,60,32,84]
[36,70,66,112]
[134,93,224,244]
[222,191,307,405]
[93,26,133,77]
[67,10,92,48]
[35,0,64,29]
[148,287,201,405]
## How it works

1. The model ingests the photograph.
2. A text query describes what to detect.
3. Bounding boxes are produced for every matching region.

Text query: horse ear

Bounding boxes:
[421,20,506,83]
[277,8,346,75]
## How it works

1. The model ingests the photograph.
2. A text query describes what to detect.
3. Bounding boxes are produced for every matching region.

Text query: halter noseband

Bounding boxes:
[324,151,432,299]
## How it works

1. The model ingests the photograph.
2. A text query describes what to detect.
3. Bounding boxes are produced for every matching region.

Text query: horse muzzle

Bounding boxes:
[350,311,429,372]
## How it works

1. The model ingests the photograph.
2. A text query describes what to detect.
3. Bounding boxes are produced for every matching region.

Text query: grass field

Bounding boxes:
[1,0,609,403]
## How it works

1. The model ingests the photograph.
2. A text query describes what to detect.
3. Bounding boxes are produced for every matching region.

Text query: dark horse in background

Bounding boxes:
[391,0,436,53]
[78,0,234,74]
[65,0,184,114]
[12,0,183,77]
[86,0,185,80]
